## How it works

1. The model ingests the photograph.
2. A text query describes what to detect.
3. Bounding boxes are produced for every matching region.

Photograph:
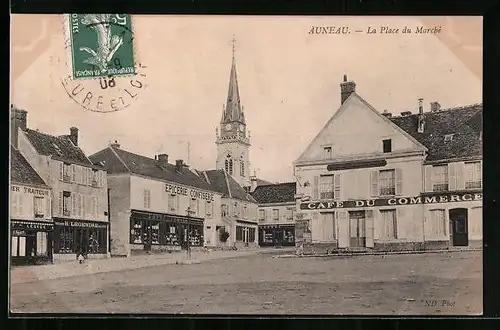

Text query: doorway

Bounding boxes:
[450,208,469,246]
[349,211,366,247]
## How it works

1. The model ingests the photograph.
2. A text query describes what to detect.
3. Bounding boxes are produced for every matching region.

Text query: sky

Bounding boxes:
[11,15,482,183]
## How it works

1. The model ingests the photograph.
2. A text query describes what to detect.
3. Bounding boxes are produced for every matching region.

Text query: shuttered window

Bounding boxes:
[379,170,395,196]
[433,165,449,192]
[320,175,335,199]
[465,161,482,189]
[429,209,446,236]
[259,209,265,222]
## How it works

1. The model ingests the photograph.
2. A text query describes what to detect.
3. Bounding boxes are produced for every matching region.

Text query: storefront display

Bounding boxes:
[258,224,296,247]
[53,219,107,255]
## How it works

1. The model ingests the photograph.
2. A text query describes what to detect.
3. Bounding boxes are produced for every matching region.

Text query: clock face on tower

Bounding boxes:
[239,124,244,132]
[225,123,232,131]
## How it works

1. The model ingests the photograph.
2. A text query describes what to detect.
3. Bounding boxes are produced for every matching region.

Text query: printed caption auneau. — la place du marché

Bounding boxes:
[308,25,442,35]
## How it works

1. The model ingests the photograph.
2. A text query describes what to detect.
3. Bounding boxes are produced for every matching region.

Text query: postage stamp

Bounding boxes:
[69,14,135,80]
[60,14,147,113]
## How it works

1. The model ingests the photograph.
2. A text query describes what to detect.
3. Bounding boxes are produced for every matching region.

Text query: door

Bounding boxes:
[450,208,468,246]
[349,211,366,247]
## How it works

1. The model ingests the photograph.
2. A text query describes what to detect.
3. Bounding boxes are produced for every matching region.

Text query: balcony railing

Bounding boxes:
[433,184,449,192]
[380,187,396,196]
[465,181,482,189]
[320,191,335,200]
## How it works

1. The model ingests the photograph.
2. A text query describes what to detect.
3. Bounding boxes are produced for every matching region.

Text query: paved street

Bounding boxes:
[10,251,481,315]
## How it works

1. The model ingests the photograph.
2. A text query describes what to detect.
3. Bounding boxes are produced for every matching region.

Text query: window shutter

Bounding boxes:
[365,210,374,248]
[59,162,63,181]
[424,165,433,192]
[370,170,379,197]
[58,191,63,216]
[455,162,465,190]
[395,168,403,195]
[479,161,483,188]
[45,196,51,218]
[334,174,342,200]
[448,163,457,191]
[71,164,76,182]
[82,195,87,217]
[336,211,349,248]
[396,208,404,239]
[311,212,321,241]
[97,197,101,218]
[312,176,319,200]
[12,193,18,216]
[71,193,76,216]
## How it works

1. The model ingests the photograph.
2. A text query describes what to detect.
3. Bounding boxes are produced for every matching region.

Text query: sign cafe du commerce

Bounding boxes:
[300,191,483,210]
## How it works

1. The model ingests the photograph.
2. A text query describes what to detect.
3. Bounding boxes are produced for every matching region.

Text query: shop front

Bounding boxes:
[129,210,204,252]
[258,224,296,247]
[53,218,108,260]
[10,220,53,266]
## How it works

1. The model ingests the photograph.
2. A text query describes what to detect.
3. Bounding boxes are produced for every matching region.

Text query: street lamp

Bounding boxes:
[186,206,195,260]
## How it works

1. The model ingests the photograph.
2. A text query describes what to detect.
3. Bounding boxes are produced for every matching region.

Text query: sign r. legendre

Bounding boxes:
[165,183,214,202]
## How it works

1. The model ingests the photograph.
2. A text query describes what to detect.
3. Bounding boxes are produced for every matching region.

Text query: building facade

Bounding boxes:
[10,146,53,266]
[90,144,224,256]
[293,76,482,253]
[251,182,297,247]
[12,107,109,261]
[200,169,259,248]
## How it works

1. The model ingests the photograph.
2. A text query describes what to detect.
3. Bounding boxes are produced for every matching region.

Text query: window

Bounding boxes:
[379,170,395,196]
[91,170,99,186]
[382,139,392,153]
[62,191,71,216]
[225,156,233,175]
[433,165,449,192]
[236,226,243,241]
[189,198,198,216]
[240,157,245,176]
[320,175,335,199]
[465,161,482,189]
[380,210,397,239]
[34,196,44,218]
[11,236,26,257]
[323,146,333,159]
[444,134,454,142]
[82,166,88,185]
[10,193,23,216]
[429,209,446,236]
[221,204,228,217]
[143,189,151,209]
[167,194,177,212]
[71,164,76,182]
[272,209,279,221]
[234,202,240,217]
[286,207,294,222]
[91,196,98,218]
[205,201,214,218]
[63,163,71,182]
[55,225,107,254]
[259,209,265,222]
[248,228,256,243]
[243,204,248,218]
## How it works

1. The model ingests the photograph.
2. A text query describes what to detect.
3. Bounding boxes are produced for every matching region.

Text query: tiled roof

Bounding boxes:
[23,129,94,166]
[251,182,296,204]
[10,146,48,187]
[256,178,273,186]
[203,169,257,203]
[89,146,214,192]
[389,104,482,161]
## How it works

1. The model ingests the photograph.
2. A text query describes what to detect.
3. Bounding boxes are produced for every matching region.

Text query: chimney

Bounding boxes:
[250,175,258,193]
[69,127,78,146]
[175,159,184,171]
[417,98,425,133]
[110,140,120,148]
[430,101,441,112]
[10,105,28,148]
[157,154,169,168]
[382,109,392,118]
[340,74,356,105]
[400,111,412,116]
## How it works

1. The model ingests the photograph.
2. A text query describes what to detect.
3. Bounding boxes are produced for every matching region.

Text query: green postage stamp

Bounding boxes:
[68,14,136,80]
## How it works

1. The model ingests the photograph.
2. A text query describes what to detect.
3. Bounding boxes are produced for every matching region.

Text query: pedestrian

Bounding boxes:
[77,252,85,264]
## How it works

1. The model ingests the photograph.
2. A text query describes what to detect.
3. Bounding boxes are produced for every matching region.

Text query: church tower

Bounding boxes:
[215,36,251,188]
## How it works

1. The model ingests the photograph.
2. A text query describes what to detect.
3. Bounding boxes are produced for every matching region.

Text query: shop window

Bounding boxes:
[261,228,274,244]
[432,165,449,192]
[36,232,48,256]
[56,226,74,253]
[380,209,397,239]
[429,209,446,237]
[248,228,255,242]
[164,223,180,246]
[379,170,396,196]
[382,139,392,153]
[465,161,482,189]
[283,228,295,244]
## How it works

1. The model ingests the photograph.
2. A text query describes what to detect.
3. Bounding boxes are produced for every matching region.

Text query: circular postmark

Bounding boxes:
[58,14,148,113]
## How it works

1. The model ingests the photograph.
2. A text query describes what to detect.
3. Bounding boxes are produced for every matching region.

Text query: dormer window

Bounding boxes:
[323,146,333,159]
[444,134,454,142]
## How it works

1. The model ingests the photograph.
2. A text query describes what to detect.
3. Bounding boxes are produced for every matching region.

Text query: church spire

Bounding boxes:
[222,35,245,124]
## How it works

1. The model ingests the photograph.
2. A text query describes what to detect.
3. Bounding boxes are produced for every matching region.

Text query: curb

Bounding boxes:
[277,248,482,259]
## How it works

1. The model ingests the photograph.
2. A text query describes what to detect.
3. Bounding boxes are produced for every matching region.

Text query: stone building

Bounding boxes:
[294,75,482,253]
[10,146,53,265]
[251,182,297,247]
[11,106,109,261]
[89,144,224,256]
